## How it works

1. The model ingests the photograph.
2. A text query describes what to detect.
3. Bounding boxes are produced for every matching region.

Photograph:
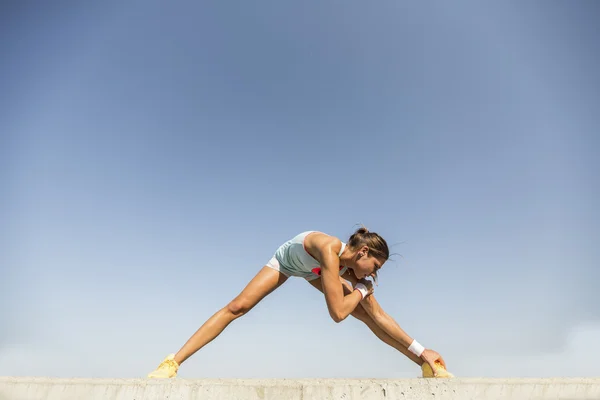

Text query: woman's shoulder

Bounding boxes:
[302,231,343,251]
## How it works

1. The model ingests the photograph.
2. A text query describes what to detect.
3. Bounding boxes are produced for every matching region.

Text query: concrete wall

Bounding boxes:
[2,377,600,400]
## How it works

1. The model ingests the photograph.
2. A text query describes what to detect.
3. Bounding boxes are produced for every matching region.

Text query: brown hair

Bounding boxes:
[347,226,389,261]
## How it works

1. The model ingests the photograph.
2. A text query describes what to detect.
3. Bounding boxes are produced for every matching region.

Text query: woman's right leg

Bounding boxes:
[173,265,288,365]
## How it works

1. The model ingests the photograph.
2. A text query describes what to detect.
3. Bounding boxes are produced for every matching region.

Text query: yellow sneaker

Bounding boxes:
[147,354,179,378]
[422,361,454,378]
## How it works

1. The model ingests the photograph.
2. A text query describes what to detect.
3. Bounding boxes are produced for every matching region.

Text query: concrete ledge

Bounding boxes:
[2,377,600,400]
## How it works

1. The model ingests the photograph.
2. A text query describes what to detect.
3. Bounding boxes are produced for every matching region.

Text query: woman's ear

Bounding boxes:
[359,245,369,258]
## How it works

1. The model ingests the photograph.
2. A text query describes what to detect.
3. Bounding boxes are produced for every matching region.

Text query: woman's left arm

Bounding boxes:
[340,270,447,374]
[341,270,416,348]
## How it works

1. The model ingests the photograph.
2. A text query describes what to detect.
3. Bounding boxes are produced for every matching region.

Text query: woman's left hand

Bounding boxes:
[420,349,446,376]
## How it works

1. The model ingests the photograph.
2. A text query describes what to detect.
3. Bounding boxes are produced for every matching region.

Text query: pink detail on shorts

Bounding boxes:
[311,266,345,276]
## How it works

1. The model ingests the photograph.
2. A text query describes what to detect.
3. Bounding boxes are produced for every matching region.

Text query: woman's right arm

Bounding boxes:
[305,233,368,322]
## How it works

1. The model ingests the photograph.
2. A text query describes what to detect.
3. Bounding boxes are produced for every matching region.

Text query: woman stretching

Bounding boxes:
[147,227,452,378]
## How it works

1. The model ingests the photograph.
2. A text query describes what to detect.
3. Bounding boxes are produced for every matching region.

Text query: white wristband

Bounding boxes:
[408,339,425,357]
[354,283,368,299]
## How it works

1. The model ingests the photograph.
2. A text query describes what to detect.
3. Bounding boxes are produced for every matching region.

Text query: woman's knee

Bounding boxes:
[350,304,370,321]
[226,297,254,317]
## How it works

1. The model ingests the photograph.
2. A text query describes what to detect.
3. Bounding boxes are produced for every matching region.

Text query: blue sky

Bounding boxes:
[1,1,598,379]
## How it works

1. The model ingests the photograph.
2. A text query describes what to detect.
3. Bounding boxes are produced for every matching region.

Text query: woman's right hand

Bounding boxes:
[356,279,374,297]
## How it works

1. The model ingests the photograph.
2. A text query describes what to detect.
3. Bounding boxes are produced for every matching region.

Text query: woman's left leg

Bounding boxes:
[174,266,289,365]
[148,266,289,378]
[308,278,422,366]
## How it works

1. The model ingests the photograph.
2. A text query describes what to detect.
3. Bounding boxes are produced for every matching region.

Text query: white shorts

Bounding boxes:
[265,256,299,279]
